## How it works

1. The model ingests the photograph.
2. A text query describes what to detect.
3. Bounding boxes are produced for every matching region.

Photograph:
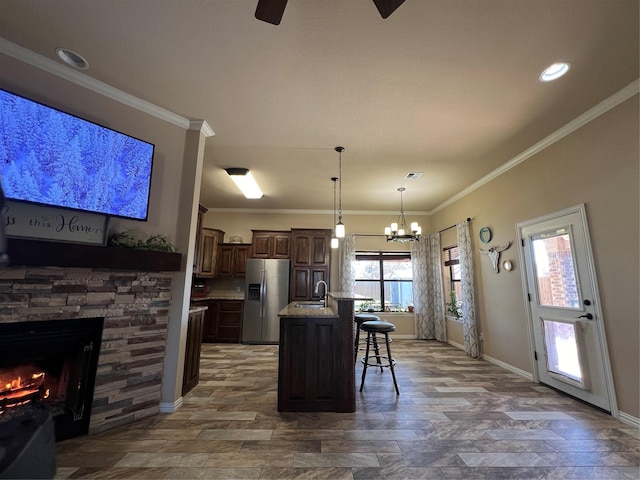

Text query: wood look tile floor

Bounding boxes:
[56,340,640,479]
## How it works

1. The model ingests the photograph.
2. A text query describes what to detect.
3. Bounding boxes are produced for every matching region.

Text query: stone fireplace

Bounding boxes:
[0,317,104,441]
[0,238,181,438]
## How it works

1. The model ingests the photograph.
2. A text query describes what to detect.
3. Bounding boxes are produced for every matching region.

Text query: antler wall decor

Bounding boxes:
[479,241,512,273]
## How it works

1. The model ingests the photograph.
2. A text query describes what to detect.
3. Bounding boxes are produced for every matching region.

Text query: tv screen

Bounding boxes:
[0,88,154,220]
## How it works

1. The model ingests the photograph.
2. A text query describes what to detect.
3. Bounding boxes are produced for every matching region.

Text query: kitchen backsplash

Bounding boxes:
[207,277,244,294]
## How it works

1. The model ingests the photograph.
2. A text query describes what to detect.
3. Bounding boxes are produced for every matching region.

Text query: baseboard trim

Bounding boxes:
[618,411,640,429]
[482,353,534,381]
[159,397,183,413]
[447,341,640,425]
[446,340,534,381]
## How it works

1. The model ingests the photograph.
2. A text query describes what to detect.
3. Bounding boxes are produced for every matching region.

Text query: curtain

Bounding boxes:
[339,234,356,293]
[411,233,446,341]
[457,220,480,358]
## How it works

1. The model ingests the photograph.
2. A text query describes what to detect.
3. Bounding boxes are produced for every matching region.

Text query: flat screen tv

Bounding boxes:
[0,88,154,221]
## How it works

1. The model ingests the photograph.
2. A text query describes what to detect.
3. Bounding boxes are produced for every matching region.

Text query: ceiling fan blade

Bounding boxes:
[255,0,288,25]
[372,0,406,19]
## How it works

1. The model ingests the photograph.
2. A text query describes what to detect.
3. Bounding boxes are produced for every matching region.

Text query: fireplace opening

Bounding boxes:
[0,317,104,441]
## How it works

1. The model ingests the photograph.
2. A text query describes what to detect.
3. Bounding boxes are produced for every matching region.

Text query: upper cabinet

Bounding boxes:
[197,228,225,278]
[193,204,224,278]
[251,230,291,259]
[193,205,207,272]
[289,229,331,302]
[216,243,251,278]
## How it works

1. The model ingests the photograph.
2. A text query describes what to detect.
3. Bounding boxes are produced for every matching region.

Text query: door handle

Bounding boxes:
[576,313,593,320]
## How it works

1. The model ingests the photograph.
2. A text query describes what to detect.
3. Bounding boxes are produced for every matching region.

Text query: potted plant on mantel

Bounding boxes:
[446,291,463,320]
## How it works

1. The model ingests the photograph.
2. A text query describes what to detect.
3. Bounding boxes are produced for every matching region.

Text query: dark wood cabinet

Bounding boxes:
[202,301,217,341]
[182,308,206,396]
[216,244,250,277]
[278,297,357,413]
[193,205,207,272]
[216,300,244,342]
[202,300,244,343]
[197,228,224,278]
[289,229,331,302]
[278,317,338,411]
[251,230,291,259]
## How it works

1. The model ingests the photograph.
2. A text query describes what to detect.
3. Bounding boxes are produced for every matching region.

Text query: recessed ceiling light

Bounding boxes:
[539,62,570,82]
[56,48,89,70]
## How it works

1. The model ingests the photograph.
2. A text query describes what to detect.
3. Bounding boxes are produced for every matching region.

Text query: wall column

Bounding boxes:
[160,121,214,411]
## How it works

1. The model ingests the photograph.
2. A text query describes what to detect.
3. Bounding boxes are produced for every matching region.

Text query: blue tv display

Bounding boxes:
[0,88,154,220]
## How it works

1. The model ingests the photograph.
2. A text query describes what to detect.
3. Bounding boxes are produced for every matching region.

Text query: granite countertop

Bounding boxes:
[191,291,245,302]
[278,301,339,318]
[189,305,208,314]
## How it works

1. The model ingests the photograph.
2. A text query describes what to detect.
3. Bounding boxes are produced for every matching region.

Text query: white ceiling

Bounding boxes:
[1,0,637,214]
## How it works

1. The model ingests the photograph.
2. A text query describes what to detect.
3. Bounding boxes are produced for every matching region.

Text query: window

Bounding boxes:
[444,245,463,320]
[353,251,413,312]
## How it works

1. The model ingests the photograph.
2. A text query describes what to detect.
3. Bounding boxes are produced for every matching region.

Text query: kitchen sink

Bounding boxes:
[295,302,325,308]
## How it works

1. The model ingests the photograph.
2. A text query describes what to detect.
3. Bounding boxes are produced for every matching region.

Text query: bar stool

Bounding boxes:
[354,313,380,363]
[359,320,399,395]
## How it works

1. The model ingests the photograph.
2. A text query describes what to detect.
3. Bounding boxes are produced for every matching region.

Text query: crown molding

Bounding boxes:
[205,208,430,216]
[189,120,215,137]
[0,37,201,131]
[431,79,640,214]
[209,80,639,217]
[3,38,635,216]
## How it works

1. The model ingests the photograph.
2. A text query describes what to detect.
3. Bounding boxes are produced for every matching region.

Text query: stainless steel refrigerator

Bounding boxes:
[242,259,290,344]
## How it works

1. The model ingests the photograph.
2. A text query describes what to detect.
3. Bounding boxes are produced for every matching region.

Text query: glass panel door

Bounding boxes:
[519,206,615,412]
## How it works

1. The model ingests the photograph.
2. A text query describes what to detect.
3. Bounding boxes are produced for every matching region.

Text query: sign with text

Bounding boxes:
[3,201,108,245]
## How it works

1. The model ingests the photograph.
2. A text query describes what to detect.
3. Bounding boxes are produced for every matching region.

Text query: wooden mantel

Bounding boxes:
[6,237,182,272]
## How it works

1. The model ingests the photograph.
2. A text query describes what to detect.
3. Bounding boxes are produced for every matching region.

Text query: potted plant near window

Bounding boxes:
[359,301,374,313]
[446,291,463,320]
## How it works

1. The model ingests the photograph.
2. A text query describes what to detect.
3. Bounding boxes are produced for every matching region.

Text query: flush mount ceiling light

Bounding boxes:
[384,187,421,242]
[225,168,263,199]
[55,48,89,70]
[334,146,345,238]
[539,62,570,82]
[330,177,339,249]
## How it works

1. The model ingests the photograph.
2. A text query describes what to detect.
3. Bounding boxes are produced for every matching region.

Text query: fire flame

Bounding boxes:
[0,369,46,412]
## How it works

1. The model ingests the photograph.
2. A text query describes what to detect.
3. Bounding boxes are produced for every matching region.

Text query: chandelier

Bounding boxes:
[384,187,422,242]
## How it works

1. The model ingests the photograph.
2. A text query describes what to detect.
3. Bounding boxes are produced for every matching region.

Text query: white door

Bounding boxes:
[517,204,617,414]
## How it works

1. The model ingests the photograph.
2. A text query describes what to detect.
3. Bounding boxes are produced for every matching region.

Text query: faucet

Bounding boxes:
[314,281,328,306]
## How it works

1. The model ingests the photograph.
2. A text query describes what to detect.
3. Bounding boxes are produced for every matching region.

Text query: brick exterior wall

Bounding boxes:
[0,265,174,434]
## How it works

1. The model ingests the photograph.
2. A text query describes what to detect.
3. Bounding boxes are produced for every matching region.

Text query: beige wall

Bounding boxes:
[0,53,203,409]
[0,54,190,246]
[431,96,639,418]
[204,211,431,291]
[203,211,431,249]
[5,51,636,419]
[206,97,639,420]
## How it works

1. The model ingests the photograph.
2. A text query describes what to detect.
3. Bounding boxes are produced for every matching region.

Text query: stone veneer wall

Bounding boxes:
[0,265,174,434]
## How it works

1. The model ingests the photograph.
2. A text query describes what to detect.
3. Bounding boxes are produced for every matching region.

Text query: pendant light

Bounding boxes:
[330,177,339,249]
[384,187,421,242]
[335,146,345,238]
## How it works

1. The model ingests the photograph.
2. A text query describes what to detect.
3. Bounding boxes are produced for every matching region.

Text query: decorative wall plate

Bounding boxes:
[479,226,492,243]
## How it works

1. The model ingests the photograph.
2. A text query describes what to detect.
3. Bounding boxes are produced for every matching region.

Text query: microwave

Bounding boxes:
[191,283,208,298]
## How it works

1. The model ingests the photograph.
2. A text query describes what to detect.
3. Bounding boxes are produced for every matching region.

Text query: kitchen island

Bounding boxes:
[277,292,368,412]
